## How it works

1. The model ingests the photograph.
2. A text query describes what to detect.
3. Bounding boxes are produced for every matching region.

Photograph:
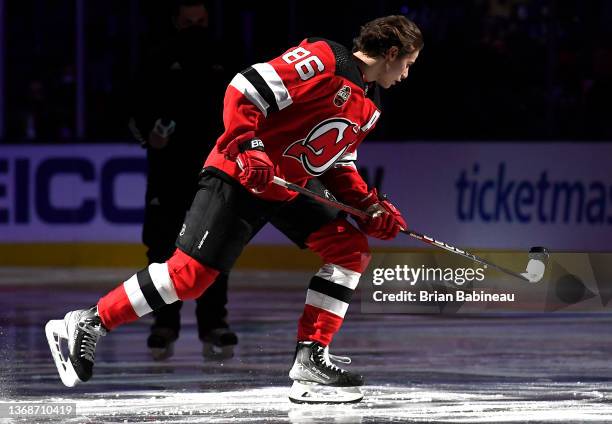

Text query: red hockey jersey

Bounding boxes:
[204,38,382,203]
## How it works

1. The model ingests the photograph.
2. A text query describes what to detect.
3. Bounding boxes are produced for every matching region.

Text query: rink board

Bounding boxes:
[0,142,611,266]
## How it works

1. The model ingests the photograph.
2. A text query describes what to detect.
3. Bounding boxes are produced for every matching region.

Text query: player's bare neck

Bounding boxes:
[352,51,383,84]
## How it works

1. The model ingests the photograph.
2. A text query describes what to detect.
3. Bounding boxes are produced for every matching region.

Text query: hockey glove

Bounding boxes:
[229,139,274,192]
[356,189,407,240]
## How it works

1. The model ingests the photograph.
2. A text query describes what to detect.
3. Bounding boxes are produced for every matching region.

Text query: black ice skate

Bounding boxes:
[45,305,107,387]
[201,327,238,359]
[147,327,178,361]
[288,341,364,403]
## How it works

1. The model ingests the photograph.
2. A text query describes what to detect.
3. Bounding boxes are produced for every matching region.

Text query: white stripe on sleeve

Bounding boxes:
[252,63,293,111]
[229,73,270,116]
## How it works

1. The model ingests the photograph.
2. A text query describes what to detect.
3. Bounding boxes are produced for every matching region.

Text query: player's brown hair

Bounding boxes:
[353,15,423,57]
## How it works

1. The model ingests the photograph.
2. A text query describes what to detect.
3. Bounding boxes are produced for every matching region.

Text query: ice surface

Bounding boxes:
[1,268,612,423]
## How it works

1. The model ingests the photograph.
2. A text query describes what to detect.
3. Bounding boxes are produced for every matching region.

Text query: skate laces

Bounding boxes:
[77,317,107,362]
[314,345,352,373]
[328,352,351,365]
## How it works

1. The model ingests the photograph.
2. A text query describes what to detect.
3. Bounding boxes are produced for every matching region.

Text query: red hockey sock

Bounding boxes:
[297,218,371,345]
[97,284,139,330]
[97,249,219,331]
[297,304,343,346]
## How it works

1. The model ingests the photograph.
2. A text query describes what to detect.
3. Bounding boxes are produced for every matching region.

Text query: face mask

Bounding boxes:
[175,26,210,65]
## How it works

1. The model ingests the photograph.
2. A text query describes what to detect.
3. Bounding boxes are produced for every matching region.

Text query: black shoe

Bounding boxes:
[201,327,238,359]
[147,327,178,361]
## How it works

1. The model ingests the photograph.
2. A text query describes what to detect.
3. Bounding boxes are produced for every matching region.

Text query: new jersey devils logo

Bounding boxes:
[283,118,359,176]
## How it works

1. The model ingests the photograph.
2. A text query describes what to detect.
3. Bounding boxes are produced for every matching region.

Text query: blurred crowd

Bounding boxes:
[394,0,612,140]
[3,0,612,142]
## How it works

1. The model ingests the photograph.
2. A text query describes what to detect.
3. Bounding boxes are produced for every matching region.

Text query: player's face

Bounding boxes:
[175,5,209,30]
[379,49,420,89]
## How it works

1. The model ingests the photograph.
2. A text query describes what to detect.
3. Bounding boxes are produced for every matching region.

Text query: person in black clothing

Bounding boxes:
[129,0,237,360]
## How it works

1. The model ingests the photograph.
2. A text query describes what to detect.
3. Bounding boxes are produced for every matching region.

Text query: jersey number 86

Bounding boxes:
[282,47,325,81]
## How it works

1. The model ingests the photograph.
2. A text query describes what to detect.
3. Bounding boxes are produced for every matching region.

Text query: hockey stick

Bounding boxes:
[272,176,547,283]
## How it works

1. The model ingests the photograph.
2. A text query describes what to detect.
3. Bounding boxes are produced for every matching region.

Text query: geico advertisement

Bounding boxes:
[0,145,146,241]
[1,143,611,249]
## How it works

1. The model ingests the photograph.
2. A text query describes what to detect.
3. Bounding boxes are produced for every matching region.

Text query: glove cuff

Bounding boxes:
[238,138,265,153]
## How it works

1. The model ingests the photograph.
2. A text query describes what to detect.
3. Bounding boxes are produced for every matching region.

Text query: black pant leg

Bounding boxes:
[195,272,229,338]
[142,190,185,333]
[270,178,341,248]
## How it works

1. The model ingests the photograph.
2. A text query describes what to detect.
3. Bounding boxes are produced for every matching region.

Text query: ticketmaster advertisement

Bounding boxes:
[354,142,612,250]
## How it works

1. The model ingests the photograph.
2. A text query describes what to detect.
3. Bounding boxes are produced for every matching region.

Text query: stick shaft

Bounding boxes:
[273,176,530,282]
[401,229,529,282]
[272,177,370,219]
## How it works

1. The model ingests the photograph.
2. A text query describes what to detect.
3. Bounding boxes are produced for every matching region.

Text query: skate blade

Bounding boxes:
[288,381,363,404]
[202,342,234,360]
[45,319,81,387]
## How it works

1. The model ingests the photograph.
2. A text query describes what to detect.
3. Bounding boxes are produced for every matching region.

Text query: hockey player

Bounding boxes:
[46,15,423,403]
